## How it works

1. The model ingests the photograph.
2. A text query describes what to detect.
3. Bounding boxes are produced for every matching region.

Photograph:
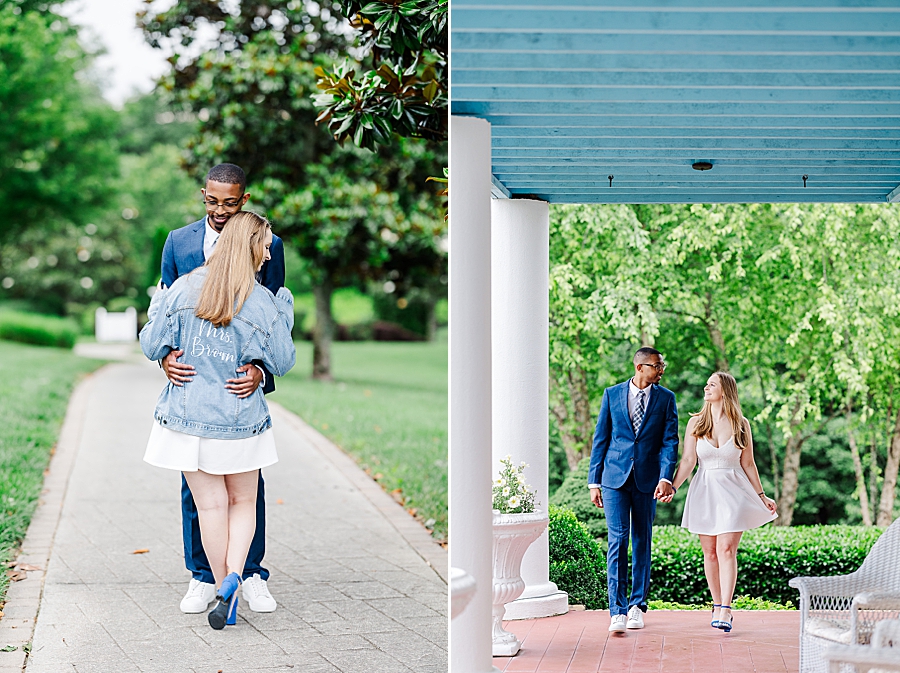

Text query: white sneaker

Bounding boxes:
[626,605,645,629]
[609,614,627,632]
[242,574,277,612]
[180,579,216,613]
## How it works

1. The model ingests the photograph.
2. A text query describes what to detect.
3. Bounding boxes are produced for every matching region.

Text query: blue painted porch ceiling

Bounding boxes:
[450,0,900,203]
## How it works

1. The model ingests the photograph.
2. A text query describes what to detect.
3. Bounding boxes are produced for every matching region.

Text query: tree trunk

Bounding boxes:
[569,366,595,463]
[776,432,806,526]
[312,279,335,381]
[869,435,880,523]
[846,406,873,526]
[425,296,437,342]
[704,293,729,372]
[766,422,781,502]
[757,370,779,501]
[549,366,595,471]
[876,407,900,526]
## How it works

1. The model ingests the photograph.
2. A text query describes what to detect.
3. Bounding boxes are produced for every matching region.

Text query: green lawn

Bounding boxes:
[0,341,105,602]
[272,337,448,540]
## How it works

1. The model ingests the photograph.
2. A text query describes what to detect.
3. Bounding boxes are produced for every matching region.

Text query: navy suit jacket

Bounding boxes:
[588,381,679,493]
[160,217,286,394]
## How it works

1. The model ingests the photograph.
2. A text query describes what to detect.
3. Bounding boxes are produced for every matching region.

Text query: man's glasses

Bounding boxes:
[204,196,243,210]
[638,362,667,372]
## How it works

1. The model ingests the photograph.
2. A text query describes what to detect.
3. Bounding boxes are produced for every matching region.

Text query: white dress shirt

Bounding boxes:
[203,219,221,261]
[628,378,651,419]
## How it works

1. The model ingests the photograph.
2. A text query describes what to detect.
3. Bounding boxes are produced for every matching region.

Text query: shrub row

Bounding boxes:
[650,525,884,605]
[551,463,883,607]
[548,505,608,610]
[0,311,78,349]
[549,457,607,539]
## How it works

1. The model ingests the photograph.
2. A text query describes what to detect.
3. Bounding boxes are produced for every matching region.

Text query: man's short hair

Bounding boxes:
[206,163,246,192]
[633,347,662,364]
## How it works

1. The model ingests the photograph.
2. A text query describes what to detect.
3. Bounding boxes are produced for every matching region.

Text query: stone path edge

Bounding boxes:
[0,368,449,673]
[270,402,449,585]
[0,369,98,673]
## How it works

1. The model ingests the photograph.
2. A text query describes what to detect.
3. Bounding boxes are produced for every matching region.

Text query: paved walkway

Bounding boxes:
[493,609,799,673]
[0,353,447,672]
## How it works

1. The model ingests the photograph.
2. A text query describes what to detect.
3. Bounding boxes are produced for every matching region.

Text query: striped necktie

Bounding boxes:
[632,389,646,434]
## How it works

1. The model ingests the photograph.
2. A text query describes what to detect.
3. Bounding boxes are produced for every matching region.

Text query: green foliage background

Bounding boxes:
[548,203,900,529]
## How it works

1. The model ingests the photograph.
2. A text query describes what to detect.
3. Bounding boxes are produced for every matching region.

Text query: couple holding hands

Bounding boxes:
[588,347,778,634]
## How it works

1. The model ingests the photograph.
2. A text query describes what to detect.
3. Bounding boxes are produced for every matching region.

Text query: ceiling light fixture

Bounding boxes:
[692,161,713,171]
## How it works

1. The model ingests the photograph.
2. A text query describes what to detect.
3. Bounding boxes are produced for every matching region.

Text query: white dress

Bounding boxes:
[143,422,278,475]
[681,437,777,535]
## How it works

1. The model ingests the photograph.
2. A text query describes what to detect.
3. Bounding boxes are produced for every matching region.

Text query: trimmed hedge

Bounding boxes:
[0,311,78,349]
[550,457,607,539]
[650,525,884,605]
[548,505,608,610]
[648,595,794,610]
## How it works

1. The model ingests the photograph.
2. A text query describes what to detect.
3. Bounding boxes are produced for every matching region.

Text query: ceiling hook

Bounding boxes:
[608,175,614,187]
[802,175,808,188]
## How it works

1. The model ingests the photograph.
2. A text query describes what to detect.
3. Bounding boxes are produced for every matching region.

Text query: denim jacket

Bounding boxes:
[140,267,296,439]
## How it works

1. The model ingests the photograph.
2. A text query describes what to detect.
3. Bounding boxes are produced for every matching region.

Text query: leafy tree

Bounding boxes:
[314,0,447,149]
[0,2,118,243]
[548,203,900,527]
[262,140,445,377]
[140,1,446,379]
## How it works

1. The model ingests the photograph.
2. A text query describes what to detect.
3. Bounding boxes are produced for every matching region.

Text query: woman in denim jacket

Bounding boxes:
[140,212,295,630]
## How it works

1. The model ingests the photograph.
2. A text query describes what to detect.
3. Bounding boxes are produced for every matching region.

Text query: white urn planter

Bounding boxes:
[492,510,549,656]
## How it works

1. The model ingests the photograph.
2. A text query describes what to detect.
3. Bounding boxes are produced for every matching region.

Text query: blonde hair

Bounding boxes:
[691,371,749,450]
[194,211,270,328]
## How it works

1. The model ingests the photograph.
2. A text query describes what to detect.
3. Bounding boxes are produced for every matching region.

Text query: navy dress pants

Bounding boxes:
[181,471,269,584]
[602,471,656,616]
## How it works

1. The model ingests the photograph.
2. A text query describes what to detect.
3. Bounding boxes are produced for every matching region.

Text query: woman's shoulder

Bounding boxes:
[161,271,202,304]
[243,283,291,316]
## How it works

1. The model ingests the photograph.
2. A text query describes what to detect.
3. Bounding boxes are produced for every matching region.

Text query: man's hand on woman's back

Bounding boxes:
[162,350,196,386]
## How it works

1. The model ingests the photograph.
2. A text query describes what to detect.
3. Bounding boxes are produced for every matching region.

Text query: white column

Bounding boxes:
[490,199,569,621]
[449,116,498,673]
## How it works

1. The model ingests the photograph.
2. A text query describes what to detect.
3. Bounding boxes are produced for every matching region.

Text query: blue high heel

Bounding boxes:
[717,605,733,632]
[208,573,241,630]
[711,603,721,628]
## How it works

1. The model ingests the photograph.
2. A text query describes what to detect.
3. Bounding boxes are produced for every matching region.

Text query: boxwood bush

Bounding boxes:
[650,525,884,605]
[548,505,608,610]
[550,457,607,539]
[0,311,78,349]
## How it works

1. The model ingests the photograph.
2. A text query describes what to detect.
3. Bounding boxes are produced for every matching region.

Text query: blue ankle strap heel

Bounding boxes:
[208,573,241,630]
[717,605,733,632]
[711,604,721,628]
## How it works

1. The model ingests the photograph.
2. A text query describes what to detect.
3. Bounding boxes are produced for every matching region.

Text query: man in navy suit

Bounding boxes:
[588,347,678,632]
[159,163,285,615]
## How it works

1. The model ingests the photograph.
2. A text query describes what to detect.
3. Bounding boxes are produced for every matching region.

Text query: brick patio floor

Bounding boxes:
[493,609,799,673]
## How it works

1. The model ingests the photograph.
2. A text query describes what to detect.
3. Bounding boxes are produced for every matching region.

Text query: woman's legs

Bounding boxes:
[182,471,229,586]
[698,534,721,615]
[182,469,259,586]
[223,470,259,579]
[716,531,743,619]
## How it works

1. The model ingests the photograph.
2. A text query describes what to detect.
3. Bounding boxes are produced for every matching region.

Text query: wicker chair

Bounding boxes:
[790,518,900,673]
[824,619,900,673]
